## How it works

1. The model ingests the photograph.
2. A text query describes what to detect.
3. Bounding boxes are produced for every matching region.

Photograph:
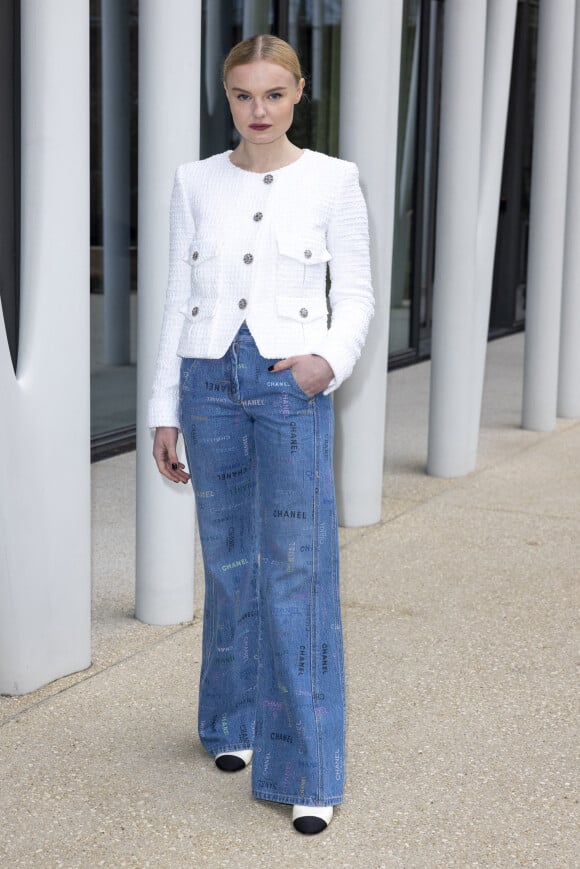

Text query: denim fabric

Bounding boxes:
[179,323,345,807]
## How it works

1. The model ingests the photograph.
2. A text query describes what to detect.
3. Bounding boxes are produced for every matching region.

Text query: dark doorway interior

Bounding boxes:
[0,0,20,372]
[489,0,539,336]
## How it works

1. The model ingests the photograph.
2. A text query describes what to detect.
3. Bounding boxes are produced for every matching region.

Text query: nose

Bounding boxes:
[253,98,267,118]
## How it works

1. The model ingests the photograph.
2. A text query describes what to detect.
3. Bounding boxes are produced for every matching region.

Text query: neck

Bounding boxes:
[230,137,302,173]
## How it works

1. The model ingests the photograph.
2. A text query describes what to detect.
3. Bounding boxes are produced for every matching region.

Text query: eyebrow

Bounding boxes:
[231,86,289,94]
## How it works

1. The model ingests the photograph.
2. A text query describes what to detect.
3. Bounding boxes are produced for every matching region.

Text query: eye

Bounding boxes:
[236,94,250,101]
[268,92,283,100]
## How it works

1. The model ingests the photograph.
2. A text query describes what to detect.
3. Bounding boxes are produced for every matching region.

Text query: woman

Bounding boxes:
[149,34,373,835]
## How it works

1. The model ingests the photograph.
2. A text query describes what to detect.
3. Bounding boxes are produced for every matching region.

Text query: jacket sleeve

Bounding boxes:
[313,161,374,393]
[148,166,195,428]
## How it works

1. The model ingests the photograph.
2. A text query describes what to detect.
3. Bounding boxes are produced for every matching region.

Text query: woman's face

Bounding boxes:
[224,60,304,146]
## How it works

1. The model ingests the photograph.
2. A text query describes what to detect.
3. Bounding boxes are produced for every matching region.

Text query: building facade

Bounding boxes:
[1,0,579,693]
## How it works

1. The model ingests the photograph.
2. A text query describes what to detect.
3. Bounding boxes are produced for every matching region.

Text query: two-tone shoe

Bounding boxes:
[292,804,333,835]
[214,749,254,772]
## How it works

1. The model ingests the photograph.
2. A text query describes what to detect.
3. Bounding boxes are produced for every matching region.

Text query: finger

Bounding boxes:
[268,356,296,373]
[158,463,190,484]
[172,461,191,483]
[154,449,189,483]
[164,455,189,483]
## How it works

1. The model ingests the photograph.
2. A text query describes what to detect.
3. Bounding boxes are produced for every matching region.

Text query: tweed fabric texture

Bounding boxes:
[149,149,374,428]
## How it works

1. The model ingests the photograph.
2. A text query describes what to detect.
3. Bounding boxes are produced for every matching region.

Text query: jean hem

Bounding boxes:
[252,790,342,807]
[206,742,253,758]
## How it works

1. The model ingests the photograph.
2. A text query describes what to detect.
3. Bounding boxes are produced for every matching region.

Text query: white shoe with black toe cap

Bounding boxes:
[292,804,333,835]
[214,749,253,772]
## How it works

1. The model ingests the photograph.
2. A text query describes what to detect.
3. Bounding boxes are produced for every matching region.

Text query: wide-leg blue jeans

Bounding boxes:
[179,323,345,807]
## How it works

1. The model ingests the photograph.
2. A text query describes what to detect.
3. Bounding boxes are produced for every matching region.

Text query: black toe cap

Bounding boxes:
[215,754,246,772]
[293,815,328,835]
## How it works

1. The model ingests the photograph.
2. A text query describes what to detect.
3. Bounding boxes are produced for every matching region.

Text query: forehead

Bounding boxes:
[226,60,296,90]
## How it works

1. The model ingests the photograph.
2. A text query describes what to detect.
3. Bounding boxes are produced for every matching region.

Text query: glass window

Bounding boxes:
[390,0,444,365]
[90,0,139,457]
[390,0,421,357]
[200,0,342,159]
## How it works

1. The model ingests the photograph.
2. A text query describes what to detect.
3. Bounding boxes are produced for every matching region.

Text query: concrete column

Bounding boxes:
[558,4,580,419]
[0,0,91,694]
[333,0,403,526]
[427,0,487,478]
[522,0,575,431]
[102,0,131,365]
[468,0,518,446]
[135,0,200,625]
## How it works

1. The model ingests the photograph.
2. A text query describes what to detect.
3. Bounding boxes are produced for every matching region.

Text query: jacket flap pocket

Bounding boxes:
[179,296,218,321]
[182,238,222,265]
[276,296,328,322]
[276,232,331,264]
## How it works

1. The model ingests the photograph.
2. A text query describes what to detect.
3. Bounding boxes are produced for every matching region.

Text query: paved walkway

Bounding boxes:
[1,334,578,867]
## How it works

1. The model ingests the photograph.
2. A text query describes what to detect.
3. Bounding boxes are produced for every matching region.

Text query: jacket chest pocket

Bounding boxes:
[276,231,331,289]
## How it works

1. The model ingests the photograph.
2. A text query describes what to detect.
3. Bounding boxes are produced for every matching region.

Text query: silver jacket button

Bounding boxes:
[191,306,199,316]
[238,298,247,310]
[243,253,254,264]
[304,249,312,259]
[253,212,263,222]
[263,174,274,184]
[299,307,308,318]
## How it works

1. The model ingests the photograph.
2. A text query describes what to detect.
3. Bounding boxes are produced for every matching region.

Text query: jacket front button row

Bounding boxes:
[263,174,274,184]
[304,249,312,259]
[238,298,247,310]
[192,251,199,261]
[191,306,199,316]
[243,253,254,264]
[299,308,308,318]
[253,212,263,222]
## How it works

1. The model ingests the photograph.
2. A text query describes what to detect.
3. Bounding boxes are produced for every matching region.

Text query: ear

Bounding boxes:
[295,77,305,104]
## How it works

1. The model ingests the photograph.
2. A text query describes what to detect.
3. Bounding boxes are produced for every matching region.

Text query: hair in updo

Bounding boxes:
[223,34,303,84]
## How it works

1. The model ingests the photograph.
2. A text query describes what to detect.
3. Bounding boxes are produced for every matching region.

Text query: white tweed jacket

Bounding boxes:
[148,149,374,428]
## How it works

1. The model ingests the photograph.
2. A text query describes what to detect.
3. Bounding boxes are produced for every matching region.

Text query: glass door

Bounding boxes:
[389,0,444,367]
[489,0,538,335]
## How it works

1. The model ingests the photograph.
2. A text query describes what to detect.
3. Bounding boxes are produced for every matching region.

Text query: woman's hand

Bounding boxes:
[270,354,334,397]
[153,427,191,483]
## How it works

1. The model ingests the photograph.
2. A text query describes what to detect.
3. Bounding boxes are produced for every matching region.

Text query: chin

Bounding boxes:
[247,133,277,145]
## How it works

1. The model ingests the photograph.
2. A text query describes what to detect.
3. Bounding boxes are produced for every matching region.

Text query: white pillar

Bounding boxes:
[558,4,580,419]
[102,0,131,365]
[0,0,91,694]
[427,0,487,478]
[333,0,403,526]
[468,0,518,446]
[135,0,200,625]
[522,0,575,431]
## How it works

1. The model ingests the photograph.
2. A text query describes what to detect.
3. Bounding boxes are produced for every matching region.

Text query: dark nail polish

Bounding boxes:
[171,462,178,470]
[268,365,274,371]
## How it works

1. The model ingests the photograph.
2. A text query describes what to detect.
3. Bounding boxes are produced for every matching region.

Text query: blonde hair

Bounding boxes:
[223,34,303,84]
